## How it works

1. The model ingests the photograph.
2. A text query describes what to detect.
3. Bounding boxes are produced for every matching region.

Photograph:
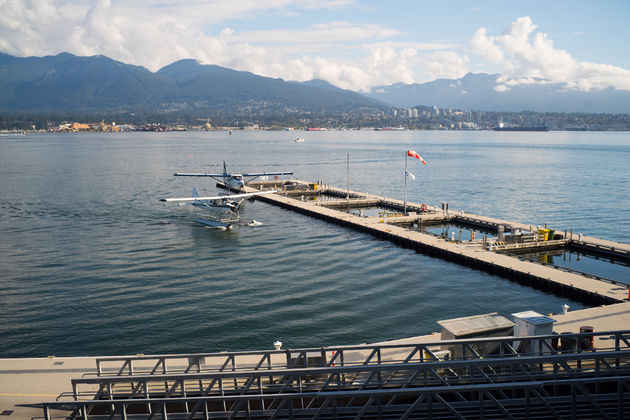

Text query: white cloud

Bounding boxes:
[1,3,628,94]
[471,16,630,91]
[232,21,400,44]
[470,28,503,64]
[417,51,469,82]
[0,0,473,92]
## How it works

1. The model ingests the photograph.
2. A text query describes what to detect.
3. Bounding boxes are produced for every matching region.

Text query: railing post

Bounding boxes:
[624,378,628,420]
[615,332,621,367]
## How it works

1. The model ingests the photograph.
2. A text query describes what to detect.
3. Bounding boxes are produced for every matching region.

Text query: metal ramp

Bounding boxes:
[43,330,630,419]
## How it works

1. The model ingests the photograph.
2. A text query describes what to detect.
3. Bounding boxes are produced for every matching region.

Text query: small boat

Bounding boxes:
[294,137,305,143]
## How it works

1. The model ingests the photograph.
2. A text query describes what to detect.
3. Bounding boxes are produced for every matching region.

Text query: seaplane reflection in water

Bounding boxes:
[173,161,293,191]
[160,187,277,230]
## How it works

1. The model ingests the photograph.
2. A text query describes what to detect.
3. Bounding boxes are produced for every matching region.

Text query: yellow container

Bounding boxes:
[538,228,550,241]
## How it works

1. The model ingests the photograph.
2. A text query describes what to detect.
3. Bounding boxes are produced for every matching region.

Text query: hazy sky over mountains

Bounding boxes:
[1,0,629,92]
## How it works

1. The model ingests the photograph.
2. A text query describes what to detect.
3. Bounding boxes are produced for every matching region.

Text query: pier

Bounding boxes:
[241,180,630,305]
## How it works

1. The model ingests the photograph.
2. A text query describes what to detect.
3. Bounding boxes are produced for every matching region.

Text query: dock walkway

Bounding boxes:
[245,180,630,304]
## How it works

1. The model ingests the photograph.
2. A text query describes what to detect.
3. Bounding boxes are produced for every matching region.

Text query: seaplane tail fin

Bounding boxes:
[223,161,228,177]
[192,186,201,198]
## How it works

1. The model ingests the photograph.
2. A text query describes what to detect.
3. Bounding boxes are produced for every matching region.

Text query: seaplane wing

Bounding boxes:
[241,171,293,177]
[160,190,277,202]
[174,172,226,177]
[173,171,293,177]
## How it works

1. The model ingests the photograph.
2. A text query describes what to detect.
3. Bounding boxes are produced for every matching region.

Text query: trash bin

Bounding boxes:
[579,326,594,350]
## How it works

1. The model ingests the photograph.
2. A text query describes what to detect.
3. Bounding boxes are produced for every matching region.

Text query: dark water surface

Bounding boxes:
[1,130,628,357]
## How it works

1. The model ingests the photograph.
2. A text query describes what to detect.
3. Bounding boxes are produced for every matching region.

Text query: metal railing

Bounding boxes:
[45,369,630,419]
[43,331,630,419]
[91,330,630,378]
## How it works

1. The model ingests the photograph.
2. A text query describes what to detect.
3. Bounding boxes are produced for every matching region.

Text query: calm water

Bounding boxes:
[1,130,629,358]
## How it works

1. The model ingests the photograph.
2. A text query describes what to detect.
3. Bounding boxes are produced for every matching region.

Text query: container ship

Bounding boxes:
[493,122,549,131]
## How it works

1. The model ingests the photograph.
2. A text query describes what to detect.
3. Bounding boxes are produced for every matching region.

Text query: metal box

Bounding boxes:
[512,310,556,354]
[437,312,515,359]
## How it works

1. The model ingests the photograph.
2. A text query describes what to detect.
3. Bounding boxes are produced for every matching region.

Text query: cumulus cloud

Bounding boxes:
[1,3,628,94]
[0,0,471,92]
[417,51,469,81]
[470,28,503,64]
[471,16,630,91]
[232,21,401,45]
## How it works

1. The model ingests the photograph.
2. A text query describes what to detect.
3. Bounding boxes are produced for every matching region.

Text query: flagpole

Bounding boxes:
[346,152,350,200]
[404,153,408,215]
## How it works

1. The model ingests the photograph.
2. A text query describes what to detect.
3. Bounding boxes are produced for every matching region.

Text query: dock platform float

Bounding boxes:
[241,180,630,305]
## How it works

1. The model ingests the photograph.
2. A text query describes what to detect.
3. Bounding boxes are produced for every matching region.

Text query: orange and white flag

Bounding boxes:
[407,150,427,164]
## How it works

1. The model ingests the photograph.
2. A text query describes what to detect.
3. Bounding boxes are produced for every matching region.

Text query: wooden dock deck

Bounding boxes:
[244,180,630,305]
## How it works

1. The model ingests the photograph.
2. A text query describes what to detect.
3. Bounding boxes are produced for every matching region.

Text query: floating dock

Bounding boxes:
[240,180,630,305]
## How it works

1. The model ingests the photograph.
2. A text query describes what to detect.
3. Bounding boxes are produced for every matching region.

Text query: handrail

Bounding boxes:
[93,329,630,377]
[43,375,630,420]
[78,350,630,386]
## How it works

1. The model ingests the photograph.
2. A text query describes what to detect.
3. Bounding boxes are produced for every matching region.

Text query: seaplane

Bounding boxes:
[173,161,293,191]
[160,186,277,230]
[160,162,292,229]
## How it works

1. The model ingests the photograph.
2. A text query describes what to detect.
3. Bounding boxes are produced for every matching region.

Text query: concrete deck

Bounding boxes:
[2,302,629,419]
[550,302,630,348]
[0,356,96,419]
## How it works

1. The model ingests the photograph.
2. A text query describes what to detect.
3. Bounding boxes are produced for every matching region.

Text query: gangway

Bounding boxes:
[43,330,630,419]
[45,376,630,420]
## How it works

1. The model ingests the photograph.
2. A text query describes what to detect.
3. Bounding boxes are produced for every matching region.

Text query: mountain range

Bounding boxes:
[0,52,384,114]
[366,73,630,114]
[1,52,628,115]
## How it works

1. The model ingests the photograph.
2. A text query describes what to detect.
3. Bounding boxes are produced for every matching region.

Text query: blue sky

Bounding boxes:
[1,0,629,92]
